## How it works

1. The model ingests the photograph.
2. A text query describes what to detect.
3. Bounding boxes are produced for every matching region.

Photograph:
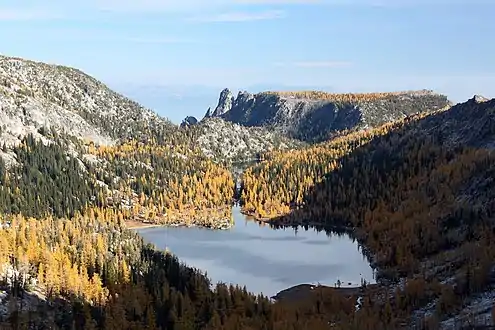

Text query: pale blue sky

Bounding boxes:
[1,0,494,122]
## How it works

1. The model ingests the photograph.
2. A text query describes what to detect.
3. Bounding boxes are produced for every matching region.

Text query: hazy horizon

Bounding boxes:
[110,82,479,124]
[2,0,493,123]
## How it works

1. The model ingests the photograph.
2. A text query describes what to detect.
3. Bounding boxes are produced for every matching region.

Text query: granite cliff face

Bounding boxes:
[208,89,452,142]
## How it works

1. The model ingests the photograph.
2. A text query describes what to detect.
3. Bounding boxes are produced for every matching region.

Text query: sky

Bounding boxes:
[1,0,494,123]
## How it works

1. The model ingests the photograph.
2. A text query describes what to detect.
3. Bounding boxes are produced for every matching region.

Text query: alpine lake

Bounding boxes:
[137,205,375,299]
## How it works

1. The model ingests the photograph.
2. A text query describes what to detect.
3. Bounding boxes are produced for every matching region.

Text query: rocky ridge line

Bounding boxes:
[206,88,452,142]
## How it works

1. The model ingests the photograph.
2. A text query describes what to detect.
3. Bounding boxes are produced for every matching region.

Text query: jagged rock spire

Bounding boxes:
[212,88,234,117]
[203,107,212,119]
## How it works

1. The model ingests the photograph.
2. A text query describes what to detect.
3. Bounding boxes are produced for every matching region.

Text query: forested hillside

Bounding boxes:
[1,54,494,329]
[1,95,492,329]
[241,114,425,219]
[0,134,235,229]
[85,139,235,228]
[241,96,495,327]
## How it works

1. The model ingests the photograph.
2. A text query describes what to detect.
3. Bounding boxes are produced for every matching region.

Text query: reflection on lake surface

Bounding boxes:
[137,206,375,297]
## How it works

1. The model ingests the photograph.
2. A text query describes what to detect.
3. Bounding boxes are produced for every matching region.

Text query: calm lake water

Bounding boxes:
[137,206,375,297]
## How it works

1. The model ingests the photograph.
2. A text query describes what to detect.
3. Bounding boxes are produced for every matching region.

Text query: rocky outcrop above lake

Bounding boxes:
[207,89,452,142]
[190,117,305,162]
[211,88,234,117]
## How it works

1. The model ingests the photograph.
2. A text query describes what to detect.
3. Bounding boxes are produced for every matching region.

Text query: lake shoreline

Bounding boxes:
[125,217,234,231]
[125,221,166,230]
[137,205,378,303]
[271,283,379,303]
[123,205,235,231]
[240,208,356,232]
[239,207,382,280]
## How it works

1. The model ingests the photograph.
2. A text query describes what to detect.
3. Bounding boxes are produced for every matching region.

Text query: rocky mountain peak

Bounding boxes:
[235,91,255,105]
[217,88,451,142]
[180,116,198,127]
[0,54,174,150]
[0,54,305,166]
[204,107,212,119]
[471,94,490,104]
[212,88,234,117]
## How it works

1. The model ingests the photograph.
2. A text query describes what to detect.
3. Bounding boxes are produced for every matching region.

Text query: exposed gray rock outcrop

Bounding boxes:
[211,88,234,117]
[204,107,212,119]
[180,116,198,127]
[187,117,304,162]
[208,89,452,142]
[0,54,303,166]
[472,94,489,104]
[0,55,174,151]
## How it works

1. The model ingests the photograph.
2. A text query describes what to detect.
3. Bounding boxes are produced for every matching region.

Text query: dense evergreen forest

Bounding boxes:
[1,131,235,229]
[241,115,422,219]
[86,140,235,228]
[1,97,495,329]
[0,133,99,218]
